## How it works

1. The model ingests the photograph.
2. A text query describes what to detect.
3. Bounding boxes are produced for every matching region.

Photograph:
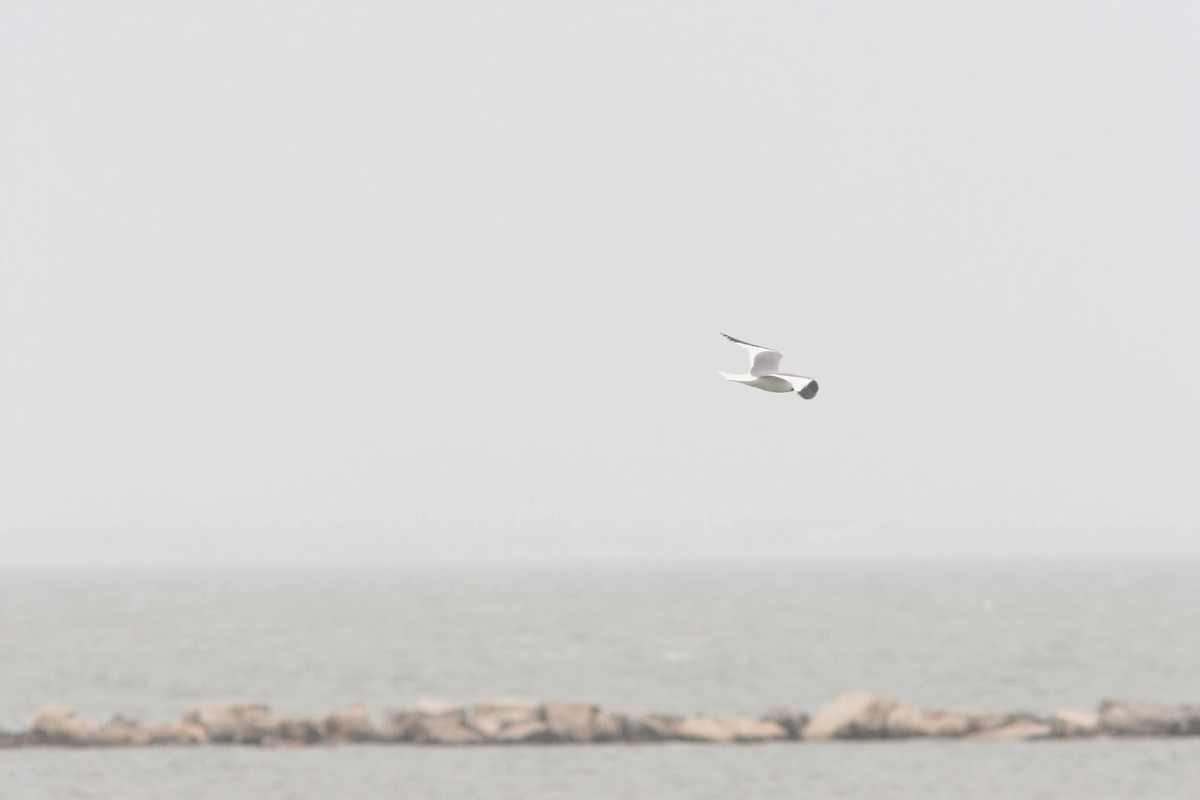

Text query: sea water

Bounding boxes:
[1,560,1197,798]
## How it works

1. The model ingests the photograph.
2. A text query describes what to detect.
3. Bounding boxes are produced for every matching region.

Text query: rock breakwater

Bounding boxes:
[3,692,1197,747]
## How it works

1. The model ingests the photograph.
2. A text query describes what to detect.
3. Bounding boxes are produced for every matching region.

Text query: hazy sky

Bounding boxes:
[2,2,1197,565]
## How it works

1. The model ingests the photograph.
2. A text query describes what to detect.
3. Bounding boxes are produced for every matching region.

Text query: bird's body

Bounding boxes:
[717,371,812,393]
[719,334,819,399]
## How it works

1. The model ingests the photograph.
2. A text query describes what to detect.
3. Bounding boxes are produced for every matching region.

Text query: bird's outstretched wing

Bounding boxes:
[721,333,784,376]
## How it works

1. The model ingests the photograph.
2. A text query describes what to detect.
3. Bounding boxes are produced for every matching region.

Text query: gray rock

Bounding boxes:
[380,702,485,745]
[315,703,376,742]
[236,709,285,745]
[1188,707,1200,735]
[181,704,272,744]
[380,710,423,742]
[1049,709,1100,738]
[17,694,1200,747]
[273,716,323,745]
[140,720,209,745]
[960,710,1020,733]
[543,702,599,742]
[418,713,487,745]
[762,708,808,739]
[672,715,729,743]
[885,706,973,738]
[1099,699,1198,736]
[470,697,541,739]
[256,716,329,747]
[739,717,791,742]
[607,709,681,742]
[494,720,560,743]
[802,691,901,739]
[591,711,625,742]
[966,718,1052,740]
[92,715,151,746]
[382,699,473,743]
[27,706,99,746]
[675,715,788,743]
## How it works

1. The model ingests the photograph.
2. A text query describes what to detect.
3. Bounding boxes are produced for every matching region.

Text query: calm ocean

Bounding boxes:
[2,560,1197,798]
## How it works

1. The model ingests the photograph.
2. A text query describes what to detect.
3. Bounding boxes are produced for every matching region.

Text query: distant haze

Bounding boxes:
[2,2,1197,565]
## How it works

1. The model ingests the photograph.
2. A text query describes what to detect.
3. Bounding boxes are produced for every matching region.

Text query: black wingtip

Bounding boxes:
[722,332,763,348]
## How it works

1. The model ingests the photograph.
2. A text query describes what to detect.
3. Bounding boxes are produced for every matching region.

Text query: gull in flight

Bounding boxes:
[718,333,819,399]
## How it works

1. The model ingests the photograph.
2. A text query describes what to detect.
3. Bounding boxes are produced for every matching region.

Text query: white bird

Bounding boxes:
[718,333,819,399]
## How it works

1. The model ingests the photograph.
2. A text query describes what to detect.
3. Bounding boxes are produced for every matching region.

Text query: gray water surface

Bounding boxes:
[1,560,1197,798]
[4,740,1199,800]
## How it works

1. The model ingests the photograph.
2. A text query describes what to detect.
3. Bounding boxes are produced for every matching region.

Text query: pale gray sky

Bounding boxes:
[2,2,1197,565]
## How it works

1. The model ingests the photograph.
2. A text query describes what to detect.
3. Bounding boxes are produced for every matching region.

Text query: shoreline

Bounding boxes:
[3,692,1197,748]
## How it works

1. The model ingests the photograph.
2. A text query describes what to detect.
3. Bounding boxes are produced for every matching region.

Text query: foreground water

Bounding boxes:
[6,739,1198,800]
[1,560,1198,798]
